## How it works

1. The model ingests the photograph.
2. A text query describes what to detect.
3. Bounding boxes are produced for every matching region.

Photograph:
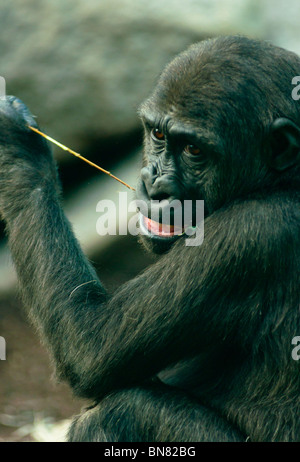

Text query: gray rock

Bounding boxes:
[0,0,208,155]
[0,0,299,158]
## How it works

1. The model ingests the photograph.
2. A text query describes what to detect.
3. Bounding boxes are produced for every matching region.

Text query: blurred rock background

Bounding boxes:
[0,0,299,441]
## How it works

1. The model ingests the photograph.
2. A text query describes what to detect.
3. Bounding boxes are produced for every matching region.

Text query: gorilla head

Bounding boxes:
[137,36,300,253]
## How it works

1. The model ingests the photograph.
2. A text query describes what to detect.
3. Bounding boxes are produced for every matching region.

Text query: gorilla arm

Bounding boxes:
[5,187,285,400]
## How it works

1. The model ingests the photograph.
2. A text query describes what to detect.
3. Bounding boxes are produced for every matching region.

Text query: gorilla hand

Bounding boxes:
[0,96,58,218]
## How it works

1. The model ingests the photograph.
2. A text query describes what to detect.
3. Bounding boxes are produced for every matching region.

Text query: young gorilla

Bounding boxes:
[0,36,299,442]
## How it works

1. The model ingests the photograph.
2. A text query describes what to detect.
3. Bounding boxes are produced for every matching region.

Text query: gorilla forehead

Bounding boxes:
[144,36,300,125]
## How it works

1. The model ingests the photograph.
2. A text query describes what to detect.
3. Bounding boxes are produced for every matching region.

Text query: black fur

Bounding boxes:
[0,36,299,442]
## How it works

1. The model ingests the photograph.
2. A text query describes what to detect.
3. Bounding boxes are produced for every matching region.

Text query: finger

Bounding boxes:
[0,95,38,129]
[10,96,38,128]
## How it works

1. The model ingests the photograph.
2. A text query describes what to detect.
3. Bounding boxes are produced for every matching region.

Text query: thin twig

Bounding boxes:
[28,125,136,191]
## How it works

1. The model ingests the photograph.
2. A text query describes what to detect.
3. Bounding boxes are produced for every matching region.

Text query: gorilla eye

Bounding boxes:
[151,128,165,141]
[185,144,201,156]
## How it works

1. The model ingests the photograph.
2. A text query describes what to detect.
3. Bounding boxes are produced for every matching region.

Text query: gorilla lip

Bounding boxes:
[141,215,184,238]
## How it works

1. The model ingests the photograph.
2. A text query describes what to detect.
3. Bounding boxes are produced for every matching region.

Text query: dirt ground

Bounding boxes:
[0,297,85,442]
[0,236,154,442]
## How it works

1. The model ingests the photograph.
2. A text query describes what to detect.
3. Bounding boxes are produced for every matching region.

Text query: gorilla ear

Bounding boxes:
[268,118,300,171]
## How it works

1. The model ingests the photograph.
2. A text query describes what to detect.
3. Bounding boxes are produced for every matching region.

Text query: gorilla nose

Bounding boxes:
[141,165,156,187]
[140,166,177,201]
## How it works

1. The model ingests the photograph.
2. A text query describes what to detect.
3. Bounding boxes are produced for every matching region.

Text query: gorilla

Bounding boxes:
[0,35,299,442]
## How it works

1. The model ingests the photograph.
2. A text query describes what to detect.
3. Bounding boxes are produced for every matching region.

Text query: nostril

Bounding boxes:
[151,191,170,201]
[140,165,178,202]
[141,166,159,193]
[151,178,171,201]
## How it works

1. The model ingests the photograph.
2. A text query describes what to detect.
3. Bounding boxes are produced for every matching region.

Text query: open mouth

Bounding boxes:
[139,214,185,239]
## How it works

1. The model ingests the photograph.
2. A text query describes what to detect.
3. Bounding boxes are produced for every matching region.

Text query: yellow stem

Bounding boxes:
[28,125,136,191]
